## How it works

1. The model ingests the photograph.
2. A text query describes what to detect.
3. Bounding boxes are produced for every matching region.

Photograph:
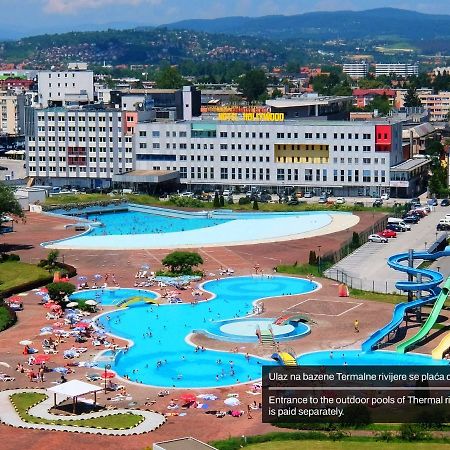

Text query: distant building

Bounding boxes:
[417,91,450,122]
[352,89,396,108]
[375,63,418,78]
[433,67,450,76]
[394,88,432,109]
[0,78,34,93]
[266,93,352,120]
[36,65,94,108]
[343,62,369,79]
[0,91,18,135]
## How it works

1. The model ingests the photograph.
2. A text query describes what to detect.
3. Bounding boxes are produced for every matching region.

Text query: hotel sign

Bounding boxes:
[202,105,284,122]
[217,112,285,121]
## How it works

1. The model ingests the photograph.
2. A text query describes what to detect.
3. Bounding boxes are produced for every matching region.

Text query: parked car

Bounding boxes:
[437,222,450,231]
[408,209,426,218]
[428,198,438,206]
[335,197,346,204]
[368,234,388,243]
[287,199,299,205]
[386,223,403,232]
[318,195,328,204]
[441,198,450,207]
[380,193,390,200]
[354,201,365,207]
[402,215,420,224]
[373,199,383,207]
[378,229,397,238]
[304,192,313,198]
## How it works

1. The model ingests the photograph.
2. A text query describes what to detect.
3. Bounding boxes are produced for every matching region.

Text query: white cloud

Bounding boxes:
[43,0,163,14]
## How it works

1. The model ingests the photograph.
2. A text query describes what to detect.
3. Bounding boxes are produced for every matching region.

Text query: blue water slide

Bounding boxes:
[361,247,450,352]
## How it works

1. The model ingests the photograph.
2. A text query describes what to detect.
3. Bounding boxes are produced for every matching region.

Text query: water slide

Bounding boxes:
[361,247,450,352]
[397,276,450,353]
[272,352,297,366]
[432,332,450,359]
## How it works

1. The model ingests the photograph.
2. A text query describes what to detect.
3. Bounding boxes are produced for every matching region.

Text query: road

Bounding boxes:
[325,203,449,294]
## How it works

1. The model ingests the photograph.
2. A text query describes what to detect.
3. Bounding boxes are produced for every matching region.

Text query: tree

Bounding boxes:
[238,69,268,103]
[219,195,225,207]
[404,86,422,107]
[161,251,204,275]
[308,250,317,266]
[155,66,187,89]
[252,199,259,210]
[0,182,24,220]
[351,232,361,250]
[367,94,391,115]
[213,192,220,208]
[46,281,76,308]
[271,88,283,99]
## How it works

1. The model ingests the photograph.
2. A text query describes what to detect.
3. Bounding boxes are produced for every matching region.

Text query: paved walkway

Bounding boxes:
[0,389,166,435]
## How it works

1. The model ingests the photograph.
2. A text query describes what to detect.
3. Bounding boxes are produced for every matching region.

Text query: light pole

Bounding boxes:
[425,241,428,251]
[104,364,111,394]
[317,245,322,275]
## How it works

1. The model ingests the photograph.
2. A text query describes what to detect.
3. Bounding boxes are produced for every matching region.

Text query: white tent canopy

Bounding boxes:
[47,379,103,412]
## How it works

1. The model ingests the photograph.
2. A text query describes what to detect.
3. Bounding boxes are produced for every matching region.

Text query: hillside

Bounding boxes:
[164,8,450,40]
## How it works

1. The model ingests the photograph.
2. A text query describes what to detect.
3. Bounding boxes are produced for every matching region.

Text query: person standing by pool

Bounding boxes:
[354,320,359,333]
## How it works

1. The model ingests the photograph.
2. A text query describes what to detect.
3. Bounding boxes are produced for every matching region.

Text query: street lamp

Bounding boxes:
[317,245,322,275]
[425,241,428,251]
[104,364,111,394]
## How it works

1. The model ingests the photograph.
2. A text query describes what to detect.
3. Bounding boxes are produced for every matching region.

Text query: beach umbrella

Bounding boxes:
[85,300,97,306]
[19,340,33,346]
[224,397,241,406]
[76,322,90,328]
[51,305,62,311]
[78,276,87,282]
[180,392,197,403]
[100,370,116,379]
[40,326,53,332]
[53,367,68,374]
[40,331,53,336]
[34,354,51,364]
[93,274,102,280]
[141,264,150,270]
[66,302,78,308]
[39,287,48,293]
[8,296,22,303]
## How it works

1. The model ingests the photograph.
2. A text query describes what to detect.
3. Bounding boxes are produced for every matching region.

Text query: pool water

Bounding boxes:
[70,288,158,306]
[95,276,318,388]
[297,350,450,366]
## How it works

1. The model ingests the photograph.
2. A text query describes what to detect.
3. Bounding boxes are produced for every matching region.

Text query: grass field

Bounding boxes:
[0,261,50,294]
[348,288,406,305]
[11,393,143,429]
[243,442,448,450]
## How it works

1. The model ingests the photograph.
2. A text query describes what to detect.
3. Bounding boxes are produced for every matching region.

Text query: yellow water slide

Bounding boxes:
[278,352,297,366]
[432,332,450,359]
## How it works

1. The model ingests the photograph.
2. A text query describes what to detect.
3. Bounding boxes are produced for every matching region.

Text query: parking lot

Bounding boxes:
[325,202,448,294]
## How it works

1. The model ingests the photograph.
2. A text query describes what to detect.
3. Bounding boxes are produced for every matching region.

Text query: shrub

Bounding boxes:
[0,253,20,262]
[0,302,17,331]
[399,423,431,441]
[168,196,203,208]
[252,199,259,210]
[339,404,372,427]
[351,232,361,250]
[46,281,76,308]
[238,197,251,205]
[219,195,225,207]
[227,196,234,205]
[375,430,395,442]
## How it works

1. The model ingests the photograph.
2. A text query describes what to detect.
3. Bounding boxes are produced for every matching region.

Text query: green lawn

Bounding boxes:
[277,263,332,278]
[243,442,449,450]
[43,192,396,214]
[0,261,51,294]
[0,305,15,331]
[11,393,143,429]
[348,288,407,305]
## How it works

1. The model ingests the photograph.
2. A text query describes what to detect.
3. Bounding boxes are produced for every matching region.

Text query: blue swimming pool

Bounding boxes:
[70,288,158,306]
[44,204,358,250]
[297,350,450,366]
[94,276,318,388]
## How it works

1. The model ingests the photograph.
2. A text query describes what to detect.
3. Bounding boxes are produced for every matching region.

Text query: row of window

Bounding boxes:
[38,126,121,133]
[333,145,371,152]
[29,157,133,164]
[179,166,272,181]
[274,168,386,183]
[332,157,386,164]
[38,136,122,143]
[30,146,132,153]
[38,115,117,122]
[143,142,271,151]
[29,166,111,173]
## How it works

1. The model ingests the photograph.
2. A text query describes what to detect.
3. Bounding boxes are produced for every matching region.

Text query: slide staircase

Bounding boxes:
[260,329,276,350]
[361,247,450,352]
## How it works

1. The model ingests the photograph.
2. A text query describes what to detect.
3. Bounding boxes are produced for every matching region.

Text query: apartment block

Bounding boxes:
[375,64,418,78]
[343,63,369,79]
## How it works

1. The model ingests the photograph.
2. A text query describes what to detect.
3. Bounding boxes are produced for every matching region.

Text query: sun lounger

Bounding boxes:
[44,348,58,355]
[0,373,15,382]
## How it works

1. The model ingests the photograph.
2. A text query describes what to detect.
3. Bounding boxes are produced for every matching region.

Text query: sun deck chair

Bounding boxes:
[44,348,58,355]
[0,373,15,382]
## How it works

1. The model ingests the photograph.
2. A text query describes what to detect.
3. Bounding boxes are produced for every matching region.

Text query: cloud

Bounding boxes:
[43,0,163,14]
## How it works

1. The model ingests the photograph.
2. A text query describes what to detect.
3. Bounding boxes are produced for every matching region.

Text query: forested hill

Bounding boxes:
[0,28,298,67]
[164,8,450,40]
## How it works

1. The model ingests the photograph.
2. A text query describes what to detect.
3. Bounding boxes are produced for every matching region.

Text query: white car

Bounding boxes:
[381,193,390,200]
[335,197,346,204]
[180,191,194,197]
[304,192,313,198]
[368,234,388,243]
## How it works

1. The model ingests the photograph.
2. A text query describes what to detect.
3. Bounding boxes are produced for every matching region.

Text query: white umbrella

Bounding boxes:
[224,397,241,406]
[0,362,11,368]
[66,302,78,308]
[19,340,33,346]
[85,300,97,306]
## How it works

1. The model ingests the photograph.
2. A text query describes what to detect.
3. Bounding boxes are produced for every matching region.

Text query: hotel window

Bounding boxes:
[363,146,371,152]
[266,168,270,180]
[363,170,371,182]
[231,168,236,179]
[252,168,257,180]
[259,168,264,180]
[348,170,352,182]
[363,158,371,164]
[316,169,320,181]
[210,168,214,178]
[277,169,285,181]
[190,167,195,178]
[323,133,327,138]
[305,169,312,181]
[374,170,379,182]
[305,133,312,139]
[340,170,345,182]
[334,133,338,139]
[220,132,227,138]
[340,133,344,139]
[245,168,250,179]
[323,169,327,182]
[363,133,371,139]
[381,170,386,182]
[237,168,242,179]
[333,169,338,182]
[220,168,228,179]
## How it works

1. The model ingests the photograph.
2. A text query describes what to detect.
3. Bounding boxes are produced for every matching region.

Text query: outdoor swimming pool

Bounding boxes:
[70,288,158,306]
[93,276,318,388]
[43,204,359,250]
[297,350,450,366]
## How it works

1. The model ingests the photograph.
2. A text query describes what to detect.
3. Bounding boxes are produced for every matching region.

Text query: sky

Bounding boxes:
[1,0,450,36]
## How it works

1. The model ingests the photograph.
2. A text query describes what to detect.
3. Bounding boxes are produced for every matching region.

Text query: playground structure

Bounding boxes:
[362,246,450,355]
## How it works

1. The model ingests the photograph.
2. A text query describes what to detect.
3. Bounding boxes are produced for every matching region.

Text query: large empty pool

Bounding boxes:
[91,276,318,388]
[44,204,359,250]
